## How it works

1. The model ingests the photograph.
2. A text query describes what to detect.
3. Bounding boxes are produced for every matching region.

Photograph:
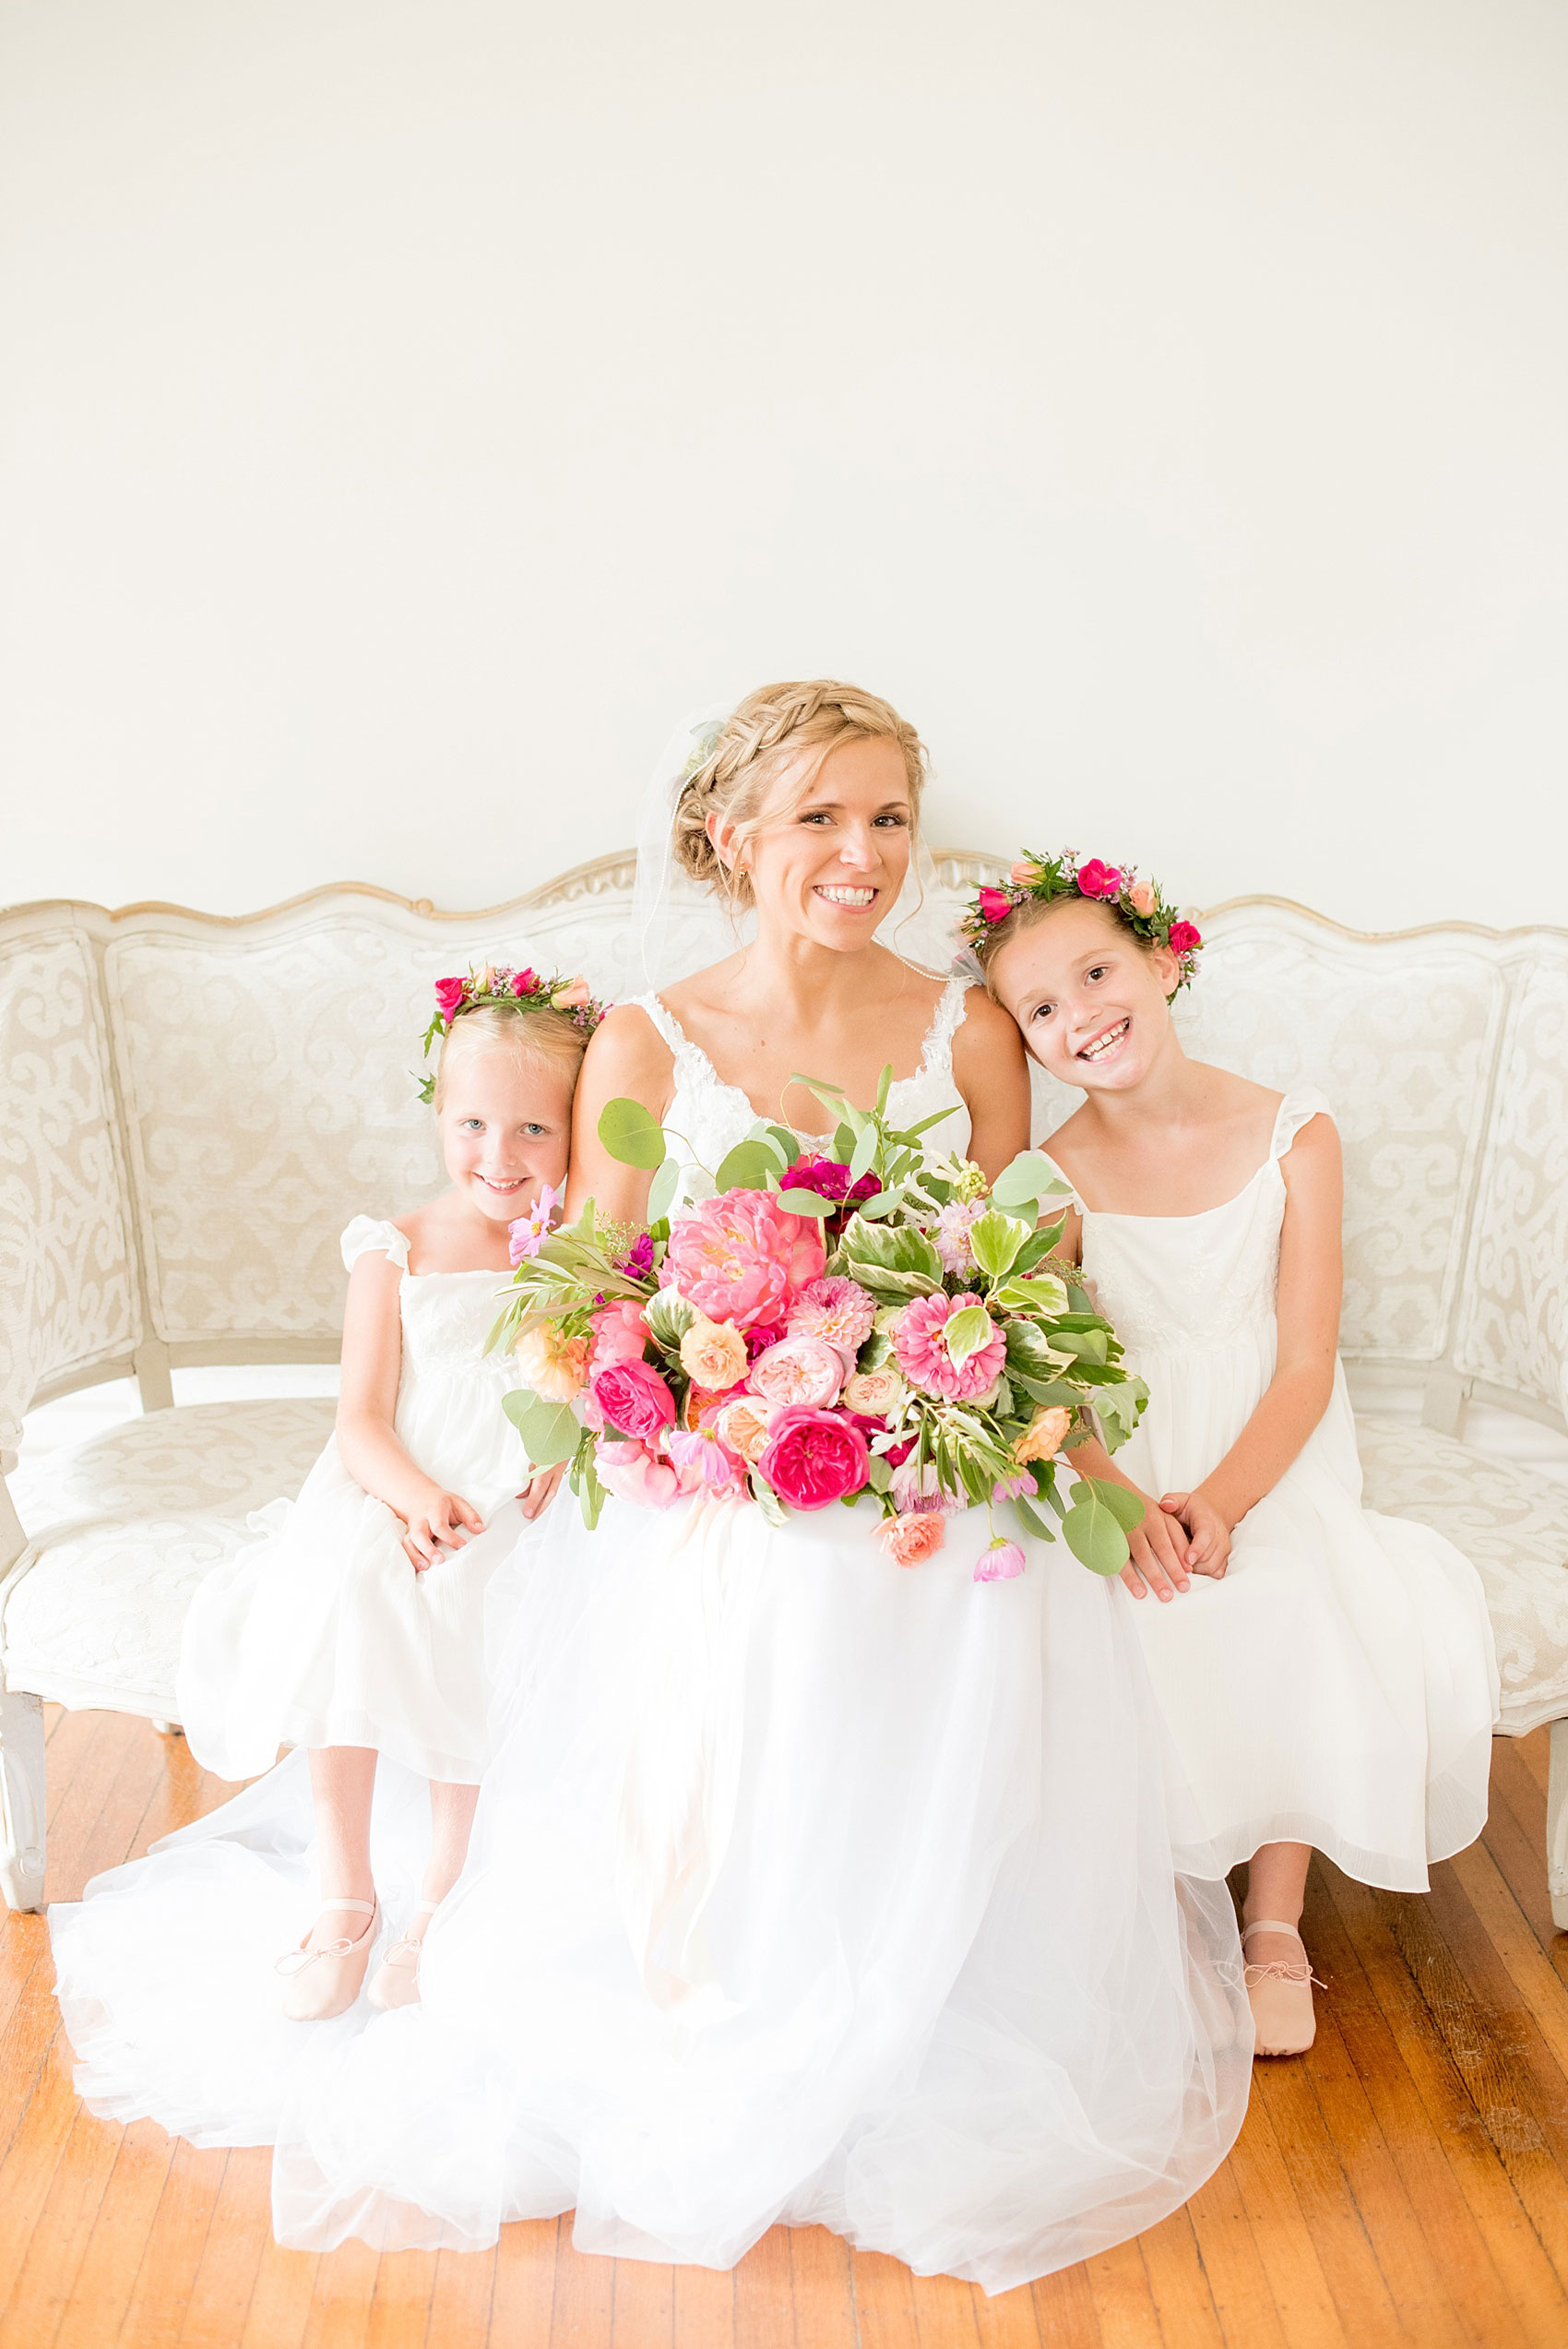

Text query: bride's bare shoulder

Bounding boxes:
[657,953,746,1030]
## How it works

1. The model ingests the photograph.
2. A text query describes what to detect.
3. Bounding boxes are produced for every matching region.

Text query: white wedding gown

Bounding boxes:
[50,978,1252,2293]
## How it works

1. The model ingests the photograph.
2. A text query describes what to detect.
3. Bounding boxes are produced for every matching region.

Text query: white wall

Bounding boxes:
[3,0,1565,929]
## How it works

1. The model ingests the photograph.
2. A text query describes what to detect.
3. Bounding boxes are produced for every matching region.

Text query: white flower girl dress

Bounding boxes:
[1045,1089,1500,1889]
[51,990,1253,2295]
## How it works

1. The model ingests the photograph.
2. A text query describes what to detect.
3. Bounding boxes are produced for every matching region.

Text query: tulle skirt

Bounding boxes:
[1122,1349,1500,1890]
[53,1491,1253,2293]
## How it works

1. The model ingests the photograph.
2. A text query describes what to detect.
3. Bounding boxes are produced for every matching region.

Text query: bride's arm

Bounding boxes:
[951,990,1032,1182]
[566,1006,675,1221]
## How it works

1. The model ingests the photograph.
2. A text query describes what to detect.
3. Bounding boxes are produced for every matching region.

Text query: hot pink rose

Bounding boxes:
[747,1334,847,1412]
[976,887,1014,925]
[891,1291,1007,1401]
[1075,859,1123,900]
[876,1510,947,1566]
[756,1406,869,1511]
[595,1437,699,1510]
[662,1190,826,1330]
[591,1358,677,1443]
[1126,879,1157,917]
[1168,920,1202,958]
[510,967,537,995]
[434,975,466,1019]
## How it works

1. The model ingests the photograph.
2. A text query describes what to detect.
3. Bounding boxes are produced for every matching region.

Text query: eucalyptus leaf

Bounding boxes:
[647,1155,682,1222]
[597,1096,667,1171]
[1012,1493,1053,1542]
[715,1138,778,1193]
[853,1186,904,1220]
[1061,1488,1134,1576]
[991,1150,1068,1213]
[778,1187,836,1219]
[849,1124,879,1182]
[502,1389,582,1467]
[1086,1477,1146,1532]
[875,1063,893,1115]
[866,1453,892,1493]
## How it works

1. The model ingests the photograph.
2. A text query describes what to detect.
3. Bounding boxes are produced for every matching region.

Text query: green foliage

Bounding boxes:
[502,1389,582,1468]
[777,1187,837,1219]
[647,1156,682,1222]
[968,1209,1030,1282]
[597,1096,667,1171]
[715,1138,781,1193]
[990,1151,1074,1217]
[1060,1479,1136,1575]
[943,1304,994,1370]
[646,1291,696,1353]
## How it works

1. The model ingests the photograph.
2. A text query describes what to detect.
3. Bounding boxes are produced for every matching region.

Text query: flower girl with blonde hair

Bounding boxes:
[974,853,1500,2057]
[55,972,598,2036]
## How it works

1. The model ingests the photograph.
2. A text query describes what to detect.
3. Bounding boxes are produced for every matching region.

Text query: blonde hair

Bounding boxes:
[431,1001,588,1113]
[671,679,927,908]
[971,894,1162,1002]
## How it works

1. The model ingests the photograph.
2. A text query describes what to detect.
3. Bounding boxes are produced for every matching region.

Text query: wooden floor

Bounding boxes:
[4,1719,1568,2349]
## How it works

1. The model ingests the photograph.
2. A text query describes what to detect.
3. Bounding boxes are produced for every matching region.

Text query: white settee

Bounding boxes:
[3,864,1566,1918]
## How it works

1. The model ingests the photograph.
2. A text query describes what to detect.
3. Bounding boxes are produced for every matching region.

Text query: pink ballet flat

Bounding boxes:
[276,1896,379,2021]
[368,1899,440,2011]
[1242,1917,1323,2057]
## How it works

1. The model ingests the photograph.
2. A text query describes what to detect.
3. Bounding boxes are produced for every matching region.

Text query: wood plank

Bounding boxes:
[1024,2260,1099,2349]
[1182,2160,1289,2349]
[1324,1869,1568,2347]
[0,1984,77,2291]
[53,2121,179,2349]
[1306,1872,1530,2349]
[239,2230,321,2349]
[1224,2093,1350,2349]
[670,2255,734,2349]
[0,2074,122,2343]
[1084,2237,1162,2347]
[490,2216,559,2348]
[1449,1838,1568,2082]
[732,2225,792,2349]
[298,2235,381,2349]
[907,2265,983,2347]
[1136,2209,1225,2349]
[177,2143,278,2349]
[1481,1742,1568,1992]
[119,2137,231,2348]
[426,2244,496,2349]
[785,2225,857,2349]
[362,2247,442,2349]
[609,2243,673,2347]
[548,2224,615,2349]
[850,2247,921,2349]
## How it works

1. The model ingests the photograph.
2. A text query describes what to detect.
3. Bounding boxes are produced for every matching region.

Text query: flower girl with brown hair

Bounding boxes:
[973,853,1500,2055]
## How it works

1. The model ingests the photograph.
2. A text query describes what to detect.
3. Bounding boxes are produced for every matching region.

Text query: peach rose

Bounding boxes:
[512,1318,590,1401]
[1009,859,1042,886]
[551,976,592,1009]
[679,1315,750,1394]
[714,1396,772,1466]
[1013,1403,1073,1465]
[1126,879,1156,917]
[876,1511,947,1567]
[843,1366,905,1421]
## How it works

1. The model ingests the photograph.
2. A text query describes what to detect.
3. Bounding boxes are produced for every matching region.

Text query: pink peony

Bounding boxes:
[787,1274,877,1357]
[1126,879,1157,917]
[756,1406,870,1511]
[974,1539,1027,1582]
[976,887,1014,925]
[591,1358,677,1443]
[595,1437,698,1510]
[589,1300,652,1376]
[1168,920,1202,959]
[434,975,466,1019]
[662,1190,826,1331]
[1075,859,1123,900]
[877,1511,947,1567]
[747,1334,848,1412]
[891,1292,1007,1401]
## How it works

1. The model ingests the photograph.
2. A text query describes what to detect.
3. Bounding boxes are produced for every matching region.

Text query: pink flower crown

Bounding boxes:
[960,851,1203,989]
[416,963,609,1103]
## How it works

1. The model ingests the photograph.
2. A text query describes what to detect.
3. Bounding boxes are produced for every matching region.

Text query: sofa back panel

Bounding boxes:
[1125,911,1501,1365]
[1454,943,1568,1418]
[0,925,139,1452]
[105,912,566,1342]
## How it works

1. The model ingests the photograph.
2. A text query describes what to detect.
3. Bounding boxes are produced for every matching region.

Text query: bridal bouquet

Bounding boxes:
[491,1075,1149,1579]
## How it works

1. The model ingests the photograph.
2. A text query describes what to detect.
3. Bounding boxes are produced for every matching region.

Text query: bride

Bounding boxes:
[53,680,1252,2293]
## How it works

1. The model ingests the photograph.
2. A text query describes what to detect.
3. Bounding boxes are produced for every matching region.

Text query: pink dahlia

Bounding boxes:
[661,1189,826,1331]
[891,1292,1006,1401]
[786,1274,876,1357]
[933,1198,982,1274]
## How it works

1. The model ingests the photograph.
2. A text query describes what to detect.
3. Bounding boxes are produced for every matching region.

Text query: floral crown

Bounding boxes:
[960,850,1203,989]
[416,963,609,1103]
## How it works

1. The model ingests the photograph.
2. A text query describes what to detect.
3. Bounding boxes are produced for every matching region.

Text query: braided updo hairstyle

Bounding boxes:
[671,680,927,909]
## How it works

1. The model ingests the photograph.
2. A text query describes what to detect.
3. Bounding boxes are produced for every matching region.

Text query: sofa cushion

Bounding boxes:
[1357,1416,1568,1735]
[0,1399,334,1717]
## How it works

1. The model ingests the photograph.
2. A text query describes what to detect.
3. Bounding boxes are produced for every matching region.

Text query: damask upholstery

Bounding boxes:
[1358,1418,1568,1735]
[0,924,139,1469]
[0,1401,334,1717]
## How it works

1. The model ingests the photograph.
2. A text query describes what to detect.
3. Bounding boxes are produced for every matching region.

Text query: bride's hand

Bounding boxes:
[1118,1487,1193,1603]
[519,1462,565,1520]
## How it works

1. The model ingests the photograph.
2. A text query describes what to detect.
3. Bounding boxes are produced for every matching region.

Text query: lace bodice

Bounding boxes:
[1045,1091,1333,1356]
[633,978,974,1196]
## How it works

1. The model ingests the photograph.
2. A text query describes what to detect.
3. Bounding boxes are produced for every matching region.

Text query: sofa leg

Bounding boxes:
[0,1687,46,1912]
[1547,1719,1568,1934]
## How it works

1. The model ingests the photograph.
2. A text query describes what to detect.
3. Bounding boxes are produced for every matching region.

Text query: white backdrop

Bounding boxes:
[2,0,1565,927]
